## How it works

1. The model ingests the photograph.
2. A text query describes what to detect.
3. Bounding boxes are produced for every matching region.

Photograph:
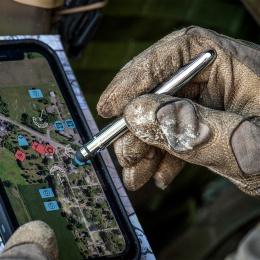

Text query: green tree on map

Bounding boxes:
[0,94,10,117]
[1,136,15,153]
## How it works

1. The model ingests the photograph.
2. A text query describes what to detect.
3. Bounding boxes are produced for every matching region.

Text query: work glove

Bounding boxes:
[97,26,260,198]
[0,221,58,260]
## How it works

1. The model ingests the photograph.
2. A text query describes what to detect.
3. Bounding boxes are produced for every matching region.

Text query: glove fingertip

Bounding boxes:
[122,147,164,191]
[153,154,186,189]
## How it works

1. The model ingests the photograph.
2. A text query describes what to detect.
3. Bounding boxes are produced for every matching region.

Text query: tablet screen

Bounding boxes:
[0,52,126,259]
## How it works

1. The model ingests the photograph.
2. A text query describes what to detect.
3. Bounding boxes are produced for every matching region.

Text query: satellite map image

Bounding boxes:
[0,53,125,259]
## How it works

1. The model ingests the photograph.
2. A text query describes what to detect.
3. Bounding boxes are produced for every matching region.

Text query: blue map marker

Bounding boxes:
[39,188,55,199]
[65,119,75,129]
[28,89,43,99]
[17,135,29,146]
[44,201,60,211]
[74,156,85,165]
[54,121,65,131]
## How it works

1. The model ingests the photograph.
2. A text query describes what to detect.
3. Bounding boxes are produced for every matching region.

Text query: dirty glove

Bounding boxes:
[97,26,260,197]
[0,221,58,260]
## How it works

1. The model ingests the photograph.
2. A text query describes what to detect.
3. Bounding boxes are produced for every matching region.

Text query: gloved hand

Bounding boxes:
[0,221,58,260]
[97,26,260,197]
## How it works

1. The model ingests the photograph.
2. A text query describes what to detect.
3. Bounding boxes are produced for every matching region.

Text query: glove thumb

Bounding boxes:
[124,94,260,197]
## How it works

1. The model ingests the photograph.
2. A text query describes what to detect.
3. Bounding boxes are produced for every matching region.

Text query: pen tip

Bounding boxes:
[74,156,85,165]
[74,148,86,165]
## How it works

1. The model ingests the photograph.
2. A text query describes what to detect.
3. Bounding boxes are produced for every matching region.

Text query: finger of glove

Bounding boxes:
[124,94,211,154]
[113,131,151,167]
[97,26,260,119]
[124,94,258,195]
[2,221,58,260]
[114,130,162,191]
[114,122,186,190]
[114,130,186,190]
[121,146,164,191]
[97,27,204,118]
[153,152,186,190]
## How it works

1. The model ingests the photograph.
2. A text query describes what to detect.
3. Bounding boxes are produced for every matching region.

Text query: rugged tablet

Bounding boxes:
[0,40,140,260]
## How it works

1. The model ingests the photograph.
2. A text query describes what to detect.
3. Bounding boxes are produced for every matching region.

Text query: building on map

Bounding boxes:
[45,106,56,114]
[0,121,8,137]
[46,154,54,160]
[95,198,104,203]
[57,101,65,107]
[49,91,56,98]
[80,232,87,237]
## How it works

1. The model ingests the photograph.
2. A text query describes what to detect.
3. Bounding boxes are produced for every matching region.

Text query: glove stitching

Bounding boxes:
[188,33,260,78]
[230,117,260,178]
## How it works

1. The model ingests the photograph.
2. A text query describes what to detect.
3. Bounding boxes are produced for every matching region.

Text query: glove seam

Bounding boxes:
[185,27,260,77]
[230,117,260,178]
[230,118,250,177]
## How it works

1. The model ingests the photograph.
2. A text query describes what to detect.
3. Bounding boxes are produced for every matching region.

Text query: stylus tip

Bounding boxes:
[75,149,86,164]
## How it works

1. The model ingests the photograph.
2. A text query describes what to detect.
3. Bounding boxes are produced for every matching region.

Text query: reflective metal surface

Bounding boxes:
[78,50,215,162]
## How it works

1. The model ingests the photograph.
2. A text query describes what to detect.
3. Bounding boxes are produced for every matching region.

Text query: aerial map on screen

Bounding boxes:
[0,52,125,259]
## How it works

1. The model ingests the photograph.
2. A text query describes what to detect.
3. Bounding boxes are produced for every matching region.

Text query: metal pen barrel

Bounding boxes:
[76,50,215,162]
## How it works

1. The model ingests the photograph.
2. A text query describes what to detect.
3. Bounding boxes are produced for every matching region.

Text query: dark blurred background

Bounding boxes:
[1,0,260,259]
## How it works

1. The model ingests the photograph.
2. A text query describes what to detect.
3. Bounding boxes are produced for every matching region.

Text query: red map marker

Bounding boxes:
[31,141,39,151]
[31,141,46,155]
[45,144,55,156]
[15,150,26,162]
[36,144,46,155]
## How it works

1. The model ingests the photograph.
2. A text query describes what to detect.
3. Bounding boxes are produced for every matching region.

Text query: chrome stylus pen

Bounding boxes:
[75,50,215,163]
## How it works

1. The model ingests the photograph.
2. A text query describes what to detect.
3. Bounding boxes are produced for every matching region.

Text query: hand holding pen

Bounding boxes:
[76,50,215,165]
[86,26,260,197]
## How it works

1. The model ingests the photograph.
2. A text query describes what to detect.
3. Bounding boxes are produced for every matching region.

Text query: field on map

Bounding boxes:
[5,186,31,225]
[18,183,82,260]
[0,149,26,185]
[0,128,58,184]
[0,86,51,125]
[0,57,62,125]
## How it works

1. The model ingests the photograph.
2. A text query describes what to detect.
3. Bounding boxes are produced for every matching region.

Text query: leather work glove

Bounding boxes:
[0,221,58,260]
[97,26,260,198]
